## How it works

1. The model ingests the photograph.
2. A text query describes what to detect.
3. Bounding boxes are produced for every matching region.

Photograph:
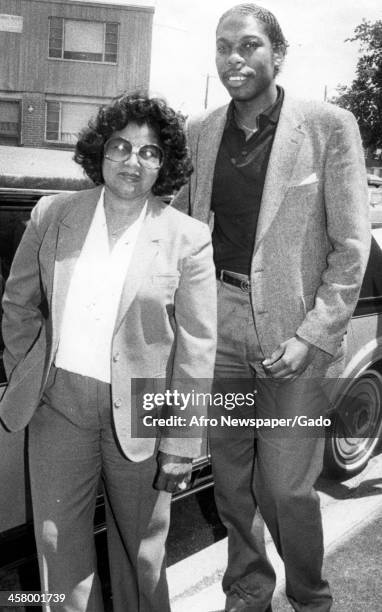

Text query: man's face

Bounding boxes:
[216,14,281,103]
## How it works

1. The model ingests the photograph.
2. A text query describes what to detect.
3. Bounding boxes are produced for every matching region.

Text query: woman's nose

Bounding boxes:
[123,151,140,166]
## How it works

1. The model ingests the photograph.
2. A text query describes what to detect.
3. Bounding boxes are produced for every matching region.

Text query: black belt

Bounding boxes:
[217,269,251,292]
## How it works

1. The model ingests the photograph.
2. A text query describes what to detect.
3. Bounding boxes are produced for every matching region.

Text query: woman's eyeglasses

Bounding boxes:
[104,137,163,170]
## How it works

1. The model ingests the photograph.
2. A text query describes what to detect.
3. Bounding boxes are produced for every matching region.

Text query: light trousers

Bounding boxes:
[28,367,172,612]
[210,279,338,612]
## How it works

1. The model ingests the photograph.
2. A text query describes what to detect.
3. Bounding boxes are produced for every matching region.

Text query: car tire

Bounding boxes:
[323,369,382,479]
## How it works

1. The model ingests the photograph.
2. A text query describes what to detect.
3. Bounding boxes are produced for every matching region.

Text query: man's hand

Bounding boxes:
[154,451,193,493]
[262,336,318,380]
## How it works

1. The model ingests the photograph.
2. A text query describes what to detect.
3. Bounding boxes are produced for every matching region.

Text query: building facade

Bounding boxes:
[0,0,154,148]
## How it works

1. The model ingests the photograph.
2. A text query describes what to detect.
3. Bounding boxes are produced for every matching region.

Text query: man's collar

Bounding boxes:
[226,85,284,131]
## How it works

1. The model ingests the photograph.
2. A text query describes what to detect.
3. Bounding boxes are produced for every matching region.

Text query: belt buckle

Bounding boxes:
[240,278,250,292]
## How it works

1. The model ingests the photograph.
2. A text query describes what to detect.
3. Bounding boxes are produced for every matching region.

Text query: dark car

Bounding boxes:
[1,179,381,573]
[0,178,212,575]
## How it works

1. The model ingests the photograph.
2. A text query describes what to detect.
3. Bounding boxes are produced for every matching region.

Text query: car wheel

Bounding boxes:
[324,369,382,479]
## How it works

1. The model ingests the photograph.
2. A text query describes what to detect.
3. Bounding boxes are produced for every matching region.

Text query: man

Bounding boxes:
[172,4,370,612]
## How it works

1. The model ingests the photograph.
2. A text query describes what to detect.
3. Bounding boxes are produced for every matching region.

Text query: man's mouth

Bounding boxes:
[225,74,250,86]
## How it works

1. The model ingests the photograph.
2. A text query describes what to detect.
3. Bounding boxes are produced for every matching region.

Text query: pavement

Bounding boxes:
[0,145,91,190]
[168,452,382,612]
[0,145,83,179]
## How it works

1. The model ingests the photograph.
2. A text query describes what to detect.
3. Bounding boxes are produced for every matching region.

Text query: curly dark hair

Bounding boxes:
[217,3,288,76]
[74,92,193,196]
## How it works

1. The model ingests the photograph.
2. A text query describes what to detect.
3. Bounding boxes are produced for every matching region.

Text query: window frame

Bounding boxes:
[48,17,119,65]
[0,99,21,145]
[45,101,99,145]
[45,100,61,143]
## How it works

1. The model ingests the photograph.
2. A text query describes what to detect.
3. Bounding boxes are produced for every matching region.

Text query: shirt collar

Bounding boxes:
[94,187,148,245]
[226,85,284,132]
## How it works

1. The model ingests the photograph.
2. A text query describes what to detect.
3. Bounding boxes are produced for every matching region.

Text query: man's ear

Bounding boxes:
[273,50,283,68]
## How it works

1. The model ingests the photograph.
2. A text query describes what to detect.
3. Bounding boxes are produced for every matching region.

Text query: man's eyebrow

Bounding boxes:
[216,34,264,43]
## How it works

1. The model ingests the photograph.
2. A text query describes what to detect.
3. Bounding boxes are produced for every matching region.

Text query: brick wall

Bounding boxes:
[21,94,45,147]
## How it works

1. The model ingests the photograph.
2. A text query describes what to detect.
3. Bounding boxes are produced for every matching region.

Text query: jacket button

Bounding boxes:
[112,352,120,362]
[114,399,122,408]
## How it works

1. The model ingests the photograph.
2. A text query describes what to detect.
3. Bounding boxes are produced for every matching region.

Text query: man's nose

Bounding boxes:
[227,50,245,67]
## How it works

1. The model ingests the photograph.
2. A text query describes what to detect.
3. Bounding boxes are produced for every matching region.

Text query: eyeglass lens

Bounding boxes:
[104,138,163,168]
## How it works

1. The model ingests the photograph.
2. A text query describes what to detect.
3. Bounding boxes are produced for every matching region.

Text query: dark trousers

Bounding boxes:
[210,279,335,612]
[28,367,172,612]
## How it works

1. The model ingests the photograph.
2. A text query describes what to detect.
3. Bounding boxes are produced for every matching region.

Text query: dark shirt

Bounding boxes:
[211,86,284,275]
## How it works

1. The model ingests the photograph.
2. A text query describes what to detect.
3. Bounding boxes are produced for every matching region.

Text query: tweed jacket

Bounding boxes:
[0,187,217,461]
[173,93,371,361]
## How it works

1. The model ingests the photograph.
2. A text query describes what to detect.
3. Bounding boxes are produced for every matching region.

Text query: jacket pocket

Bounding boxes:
[151,274,180,287]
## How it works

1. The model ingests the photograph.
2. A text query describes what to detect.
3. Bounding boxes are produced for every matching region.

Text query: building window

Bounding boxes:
[45,101,99,144]
[0,100,20,145]
[49,18,119,63]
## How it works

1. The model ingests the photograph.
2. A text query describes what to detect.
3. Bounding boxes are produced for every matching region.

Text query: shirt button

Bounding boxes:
[114,399,122,408]
[112,352,120,362]
[242,149,247,155]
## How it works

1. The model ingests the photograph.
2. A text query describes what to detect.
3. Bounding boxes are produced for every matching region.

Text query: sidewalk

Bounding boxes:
[168,458,382,612]
[0,145,83,179]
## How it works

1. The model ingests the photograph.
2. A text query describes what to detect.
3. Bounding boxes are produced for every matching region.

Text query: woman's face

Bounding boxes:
[102,122,162,202]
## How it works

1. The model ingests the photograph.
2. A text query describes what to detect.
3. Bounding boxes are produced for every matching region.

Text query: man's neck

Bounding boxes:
[233,83,278,127]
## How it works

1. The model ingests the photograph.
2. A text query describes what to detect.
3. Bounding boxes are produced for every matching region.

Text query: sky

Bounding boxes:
[78,0,382,114]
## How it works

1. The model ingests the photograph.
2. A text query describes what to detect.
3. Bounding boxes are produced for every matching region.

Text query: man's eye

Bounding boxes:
[243,41,259,51]
[216,45,228,54]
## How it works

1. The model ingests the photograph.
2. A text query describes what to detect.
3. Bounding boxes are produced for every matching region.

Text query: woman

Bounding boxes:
[1,94,217,612]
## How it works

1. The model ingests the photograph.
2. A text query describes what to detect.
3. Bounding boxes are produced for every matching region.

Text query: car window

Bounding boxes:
[360,207,382,300]
[359,233,382,299]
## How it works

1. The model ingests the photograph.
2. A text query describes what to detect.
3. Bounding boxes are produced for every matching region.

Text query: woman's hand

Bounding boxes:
[154,451,193,493]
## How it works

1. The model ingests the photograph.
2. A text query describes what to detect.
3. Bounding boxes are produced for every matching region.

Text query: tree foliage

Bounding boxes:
[331,20,382,150]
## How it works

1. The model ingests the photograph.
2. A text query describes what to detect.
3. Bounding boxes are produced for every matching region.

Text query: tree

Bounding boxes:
[331,20,382,151]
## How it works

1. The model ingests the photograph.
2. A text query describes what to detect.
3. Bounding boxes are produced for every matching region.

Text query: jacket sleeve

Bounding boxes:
[296,110,371,355]
[159,223,217,457]
[2,198,49,378]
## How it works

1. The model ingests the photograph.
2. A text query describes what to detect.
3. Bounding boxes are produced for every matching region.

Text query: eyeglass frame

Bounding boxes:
[103,136,164,170]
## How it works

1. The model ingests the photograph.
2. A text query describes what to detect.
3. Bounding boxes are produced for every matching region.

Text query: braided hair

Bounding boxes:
[217,3,288,74]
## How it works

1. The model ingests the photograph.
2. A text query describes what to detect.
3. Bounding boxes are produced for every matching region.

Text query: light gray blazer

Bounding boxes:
[173,93,371,361]
[1,187,217,461]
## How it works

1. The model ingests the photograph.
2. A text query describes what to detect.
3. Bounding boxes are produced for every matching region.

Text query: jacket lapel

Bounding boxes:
[193,106,228,223]
[51,187,101,349]
[254,95,306,252]
[113,198,166,334]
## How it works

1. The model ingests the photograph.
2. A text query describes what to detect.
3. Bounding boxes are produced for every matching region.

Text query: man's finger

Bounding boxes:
[263,345,285,367]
